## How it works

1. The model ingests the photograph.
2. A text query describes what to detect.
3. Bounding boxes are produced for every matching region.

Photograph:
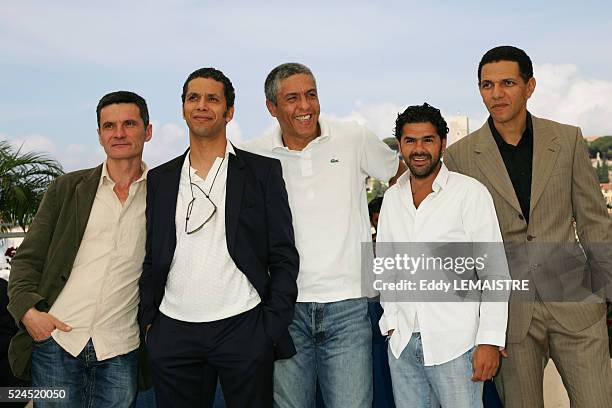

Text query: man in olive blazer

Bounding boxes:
[8,91,153,406]
[7,165,102,378]
[444,46,612,408]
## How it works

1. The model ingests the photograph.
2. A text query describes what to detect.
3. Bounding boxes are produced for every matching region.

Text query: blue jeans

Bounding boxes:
[388,333,482,408]
[274,298,372,408]
[31,337,138,407]
[369,301,395,408]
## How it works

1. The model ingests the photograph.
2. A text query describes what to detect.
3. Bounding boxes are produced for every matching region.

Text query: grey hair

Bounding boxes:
[264,63,316,104]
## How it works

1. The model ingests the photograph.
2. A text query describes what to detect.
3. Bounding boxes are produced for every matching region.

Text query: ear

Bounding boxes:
[441,137,448,155]
[266,99,278,117]
[97,129,103,146]
[145,123,153,142]
[224,106,235,123]
[526,77,536,99]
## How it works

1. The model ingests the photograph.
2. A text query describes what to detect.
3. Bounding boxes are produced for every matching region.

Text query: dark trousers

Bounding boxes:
[147,306,273,408]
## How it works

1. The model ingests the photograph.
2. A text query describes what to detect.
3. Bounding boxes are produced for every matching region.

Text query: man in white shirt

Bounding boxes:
[8,91,152,407]
[377,103,509,408]
[243,62,403,407]
[140,68,299,407]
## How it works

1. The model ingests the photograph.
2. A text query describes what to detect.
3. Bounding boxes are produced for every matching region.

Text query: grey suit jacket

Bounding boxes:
[444,115,611,342]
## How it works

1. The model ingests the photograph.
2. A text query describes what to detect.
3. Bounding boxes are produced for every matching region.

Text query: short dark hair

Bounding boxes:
[181,67,235,109]
[265,63,316,104]
[478,45,533,84]
[394,103,448,141]
[368,197,383,218]
[96,91,149,128]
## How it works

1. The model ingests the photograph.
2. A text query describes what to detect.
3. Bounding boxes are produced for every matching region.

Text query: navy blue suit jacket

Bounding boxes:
[139,146,299,359]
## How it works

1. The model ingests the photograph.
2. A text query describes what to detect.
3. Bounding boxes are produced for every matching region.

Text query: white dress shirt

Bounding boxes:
[160,142,261,322]
[378,163,509,365]
[242,118,398,302]
[50,162,147,360]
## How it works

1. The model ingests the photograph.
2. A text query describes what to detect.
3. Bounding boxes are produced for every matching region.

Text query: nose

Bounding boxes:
[298,95,310,111]
[491,83,504,99]
[414,139,426,150]
[115,124,127,138]
[195,97,208,111]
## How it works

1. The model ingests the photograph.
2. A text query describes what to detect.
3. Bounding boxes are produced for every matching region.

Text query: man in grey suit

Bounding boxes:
[444,45,612,408]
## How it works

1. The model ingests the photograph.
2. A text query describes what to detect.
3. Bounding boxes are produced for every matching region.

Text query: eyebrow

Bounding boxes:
[283,88,317,97]
[403,134,436,139]
[481,77,518,83]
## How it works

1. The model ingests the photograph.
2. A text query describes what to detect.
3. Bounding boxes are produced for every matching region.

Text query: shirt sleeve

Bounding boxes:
[463,181,509,347]
[376,191,399,336]
[359,126,399,181]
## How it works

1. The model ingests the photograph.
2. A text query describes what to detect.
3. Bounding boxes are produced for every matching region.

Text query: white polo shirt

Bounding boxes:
[243,118,398,302]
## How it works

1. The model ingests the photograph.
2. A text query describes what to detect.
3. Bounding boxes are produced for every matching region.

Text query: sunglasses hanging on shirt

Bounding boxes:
[185,154,225,234]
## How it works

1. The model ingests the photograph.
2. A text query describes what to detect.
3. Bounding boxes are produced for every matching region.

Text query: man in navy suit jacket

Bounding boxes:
[139,67,299,408]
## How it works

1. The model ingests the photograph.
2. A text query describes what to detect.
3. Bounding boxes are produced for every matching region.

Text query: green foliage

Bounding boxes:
[383,137,399,152]
[588,136,612,160]
[596,161,610,183]
[0,140,63,230]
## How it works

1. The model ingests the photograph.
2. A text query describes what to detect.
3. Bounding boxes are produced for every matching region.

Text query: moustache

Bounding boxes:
[409,153,432,161]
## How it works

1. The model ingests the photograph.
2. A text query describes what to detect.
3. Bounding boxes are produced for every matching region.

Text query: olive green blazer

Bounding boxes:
[7,165,152,388]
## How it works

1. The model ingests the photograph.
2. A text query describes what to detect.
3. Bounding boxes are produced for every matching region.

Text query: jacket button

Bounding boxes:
[60,275,67,282]
[518,214,524,221]
[527,235,535,241]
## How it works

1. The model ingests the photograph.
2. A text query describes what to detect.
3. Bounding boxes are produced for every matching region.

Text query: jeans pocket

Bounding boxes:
[33,336,54,346]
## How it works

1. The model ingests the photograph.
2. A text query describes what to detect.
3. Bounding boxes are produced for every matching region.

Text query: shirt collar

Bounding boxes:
[183,140,234,176]
[100,161,148,187]
[401,162,450,194]
[488,111,533,148]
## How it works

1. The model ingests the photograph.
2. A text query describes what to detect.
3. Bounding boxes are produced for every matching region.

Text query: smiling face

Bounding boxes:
[97,103,152,161]
[266,73,320,144]
[399,122,446,179]
[182,77,234,140]
[479,60,536,127]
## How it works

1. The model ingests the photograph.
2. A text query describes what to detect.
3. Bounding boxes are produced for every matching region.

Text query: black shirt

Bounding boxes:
[488,113,533,223]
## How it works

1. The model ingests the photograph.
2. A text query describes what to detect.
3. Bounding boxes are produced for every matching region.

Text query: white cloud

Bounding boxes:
[227,121,244,145]
[530,64,612,136]
[143,122,187,168]
[2,134,103,172]
[323,102,405,140]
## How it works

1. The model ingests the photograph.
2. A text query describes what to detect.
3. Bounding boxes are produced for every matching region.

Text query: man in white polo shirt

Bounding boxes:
[243,62,403,407]
[377,103,509,408]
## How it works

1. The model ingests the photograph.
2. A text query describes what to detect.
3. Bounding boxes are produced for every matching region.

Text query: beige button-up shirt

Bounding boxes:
[49,161,147,360]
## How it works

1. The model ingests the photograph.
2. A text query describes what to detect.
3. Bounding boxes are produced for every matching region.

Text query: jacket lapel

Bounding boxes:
[473,123,523,214]
[225,148,246,255]
[74,165,103,251]
[529,115,560,213]
[157,152,185,263]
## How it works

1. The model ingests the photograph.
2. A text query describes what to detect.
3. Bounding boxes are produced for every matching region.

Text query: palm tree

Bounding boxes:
[0,140,63,231]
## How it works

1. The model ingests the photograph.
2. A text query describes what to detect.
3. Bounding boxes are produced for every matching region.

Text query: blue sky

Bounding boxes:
[1,0,611,170]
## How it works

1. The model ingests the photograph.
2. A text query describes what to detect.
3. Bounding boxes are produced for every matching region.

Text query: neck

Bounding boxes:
[410,163,441,195]
[105,158,143,189]
[493,110,527,146]
[189,133,227,175]
[281,124,320,151]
